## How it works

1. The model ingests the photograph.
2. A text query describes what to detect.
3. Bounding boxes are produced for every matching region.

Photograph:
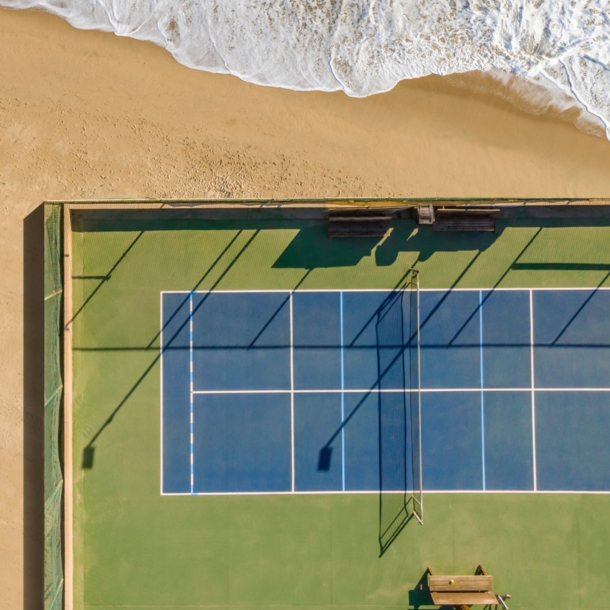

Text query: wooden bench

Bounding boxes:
[428,565,510,609]
[432,207,499,232]
[326,209,395,238]
[327,214,392,238]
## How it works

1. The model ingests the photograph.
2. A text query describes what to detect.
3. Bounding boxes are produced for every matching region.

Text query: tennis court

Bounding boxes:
[162,287,610,495]
[46,201,610,610]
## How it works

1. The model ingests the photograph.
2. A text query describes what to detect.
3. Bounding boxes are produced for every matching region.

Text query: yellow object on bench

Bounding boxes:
[427,565,510,608]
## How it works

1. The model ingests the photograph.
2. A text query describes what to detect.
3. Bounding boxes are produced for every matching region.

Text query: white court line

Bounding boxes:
[193,389,291,394]
[530,289,538,492]
[161,287,610,294]
[418,490,610,494]
[191,387,610,394]
[160,489,610,496]
[189,293,195,495]
[527,388,610,392]
[159,292,164,495]
[340,291,346,493]
[479,290,486,491]
[289,292,295,493]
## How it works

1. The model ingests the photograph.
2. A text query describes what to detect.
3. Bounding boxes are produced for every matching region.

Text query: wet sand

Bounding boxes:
[1,6,610,608]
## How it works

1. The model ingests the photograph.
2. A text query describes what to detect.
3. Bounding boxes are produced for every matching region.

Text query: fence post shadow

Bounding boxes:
[23,203,45,610]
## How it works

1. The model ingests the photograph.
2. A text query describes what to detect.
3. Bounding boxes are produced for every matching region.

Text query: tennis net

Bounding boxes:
[376,269,423,555]
[408,269,423,525]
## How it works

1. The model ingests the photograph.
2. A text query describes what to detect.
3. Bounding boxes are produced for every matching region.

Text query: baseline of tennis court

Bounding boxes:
[161,287,610,495]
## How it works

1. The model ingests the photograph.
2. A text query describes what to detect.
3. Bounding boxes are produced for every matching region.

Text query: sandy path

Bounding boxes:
[1,6,610,609]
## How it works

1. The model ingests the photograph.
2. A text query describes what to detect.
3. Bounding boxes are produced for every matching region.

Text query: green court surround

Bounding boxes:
[71,216,610,610]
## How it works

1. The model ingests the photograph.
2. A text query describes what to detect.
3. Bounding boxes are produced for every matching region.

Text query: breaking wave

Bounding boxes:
[4,0,610,138]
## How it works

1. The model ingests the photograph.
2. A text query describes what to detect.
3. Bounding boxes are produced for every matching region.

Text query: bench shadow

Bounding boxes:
[273,223,382,269]
[375,221,500,266]
[409,570,433,609]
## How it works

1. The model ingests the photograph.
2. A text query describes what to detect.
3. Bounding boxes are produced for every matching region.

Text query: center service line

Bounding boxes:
[530,289,538,492]
[479,290,486,492]
[189,292,195,495]
[289,292,295,493]
[340,291,346,493]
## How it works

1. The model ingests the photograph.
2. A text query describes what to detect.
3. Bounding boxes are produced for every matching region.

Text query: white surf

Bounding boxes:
[3,0,609,138]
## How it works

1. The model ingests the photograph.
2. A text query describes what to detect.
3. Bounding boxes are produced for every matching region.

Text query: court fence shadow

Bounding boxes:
[80,228,265,468]
[24,204,45,610]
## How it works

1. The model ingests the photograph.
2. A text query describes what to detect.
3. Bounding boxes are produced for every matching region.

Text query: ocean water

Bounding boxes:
[4,0,609,139]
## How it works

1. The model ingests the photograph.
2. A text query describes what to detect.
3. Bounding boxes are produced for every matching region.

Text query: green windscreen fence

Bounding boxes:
[44,203,64,610]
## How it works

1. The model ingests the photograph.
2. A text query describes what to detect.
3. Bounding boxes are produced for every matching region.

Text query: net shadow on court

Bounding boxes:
[376,290,411,555]
[376,275,423,556]
[302,279,423,555]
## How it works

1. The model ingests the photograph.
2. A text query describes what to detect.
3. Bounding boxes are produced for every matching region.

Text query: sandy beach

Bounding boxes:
[1,6,610,609]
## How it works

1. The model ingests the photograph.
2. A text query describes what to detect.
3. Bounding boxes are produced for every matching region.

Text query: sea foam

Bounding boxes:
[3,0,610,138]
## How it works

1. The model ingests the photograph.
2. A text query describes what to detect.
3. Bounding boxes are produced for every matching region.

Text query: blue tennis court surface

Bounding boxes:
[161,289,610,494]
